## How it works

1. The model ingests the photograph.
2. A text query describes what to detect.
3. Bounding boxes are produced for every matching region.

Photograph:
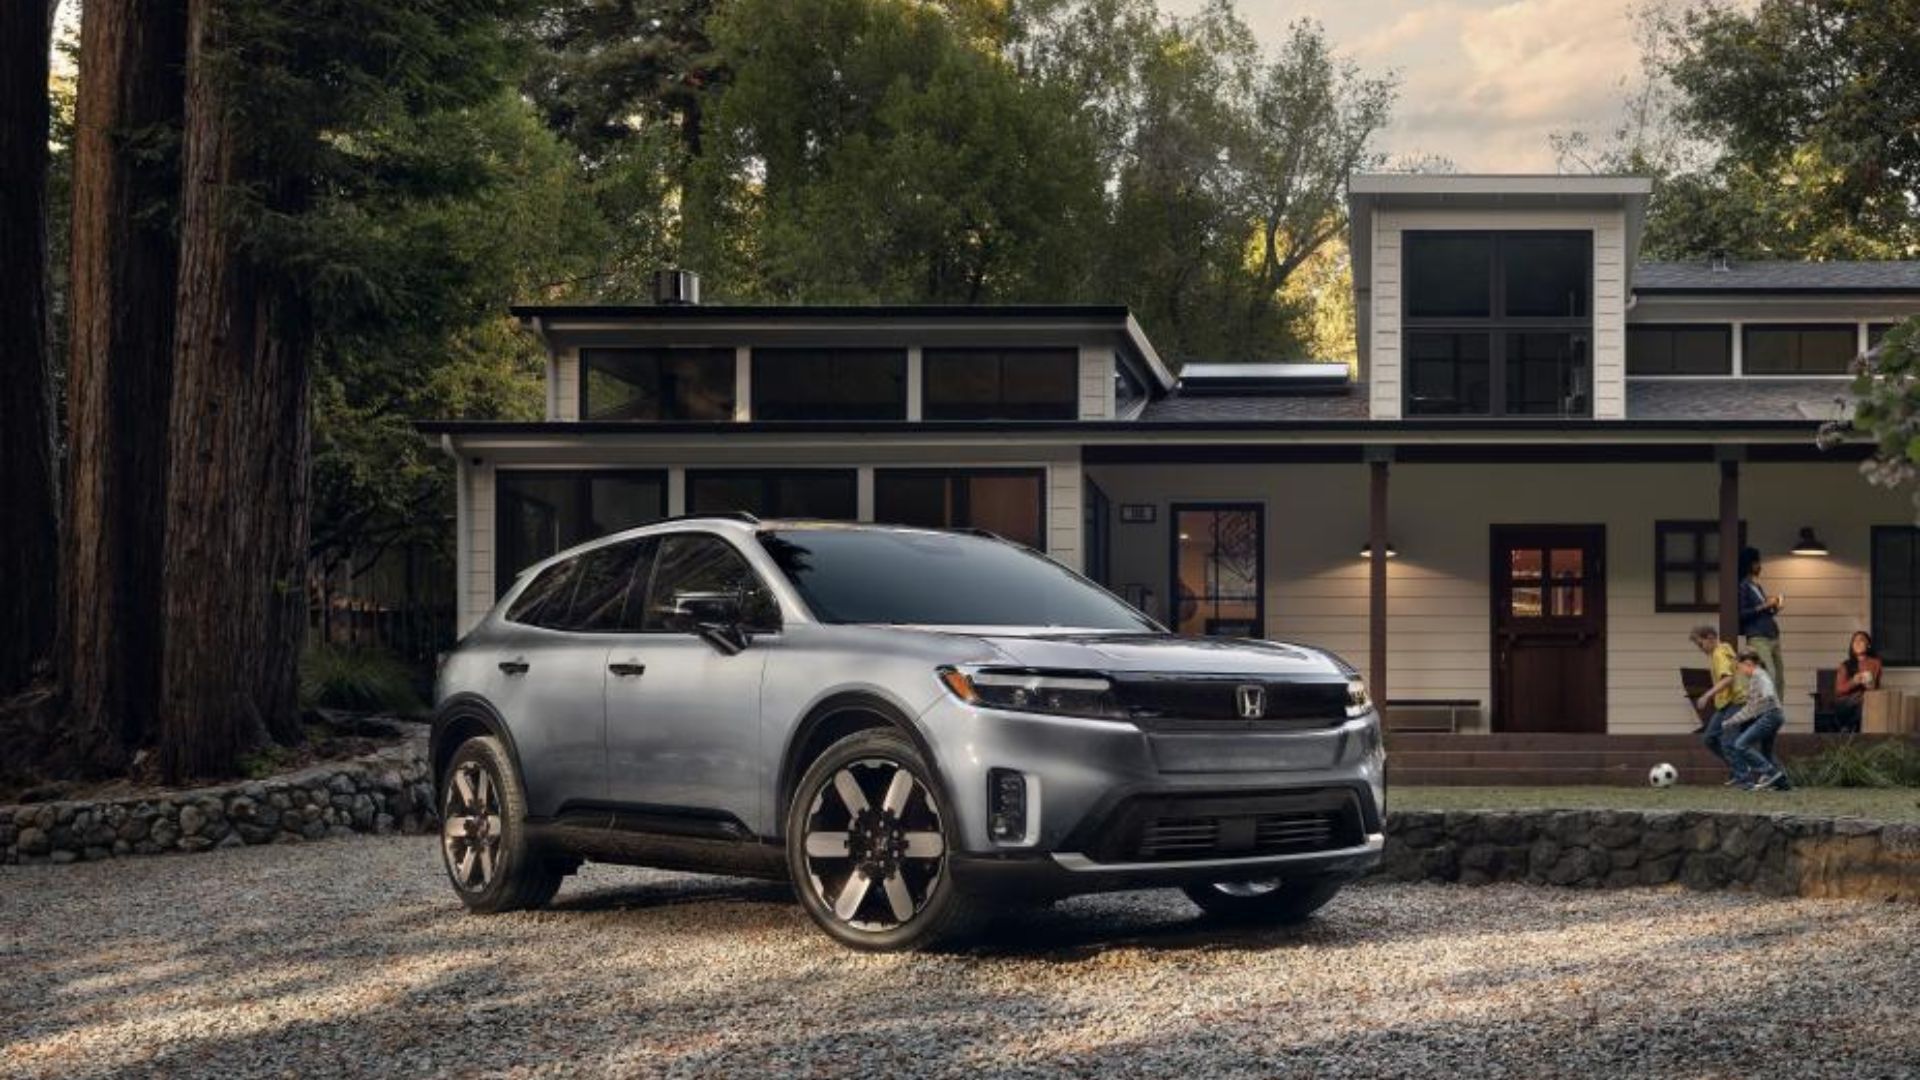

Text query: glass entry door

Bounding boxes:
[1171,504,1264,638]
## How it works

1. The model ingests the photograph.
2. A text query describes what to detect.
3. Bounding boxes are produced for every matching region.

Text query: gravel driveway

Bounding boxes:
[4,837,1918,1079]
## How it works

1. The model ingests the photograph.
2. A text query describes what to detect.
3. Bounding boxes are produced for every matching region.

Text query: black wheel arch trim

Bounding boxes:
[774,690,955,843]
[431,693,528,802]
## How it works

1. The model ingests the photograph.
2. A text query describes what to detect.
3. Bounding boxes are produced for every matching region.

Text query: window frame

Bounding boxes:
[495,468,668,597]
[578,347,737,421]
[872,467,1048,549]
[1739,323,1860,377]
[685,468,859,520]
[1400,230,1594,418]
[1653,519,1747,614]
[1872,526,1920,666]
[920,347,1079,421]
[1626,324,1734,377]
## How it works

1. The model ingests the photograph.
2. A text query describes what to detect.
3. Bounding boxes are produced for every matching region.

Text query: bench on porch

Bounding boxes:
[1384,699,1480,734]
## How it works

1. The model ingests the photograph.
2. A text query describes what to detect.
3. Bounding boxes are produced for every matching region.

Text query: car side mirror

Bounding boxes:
[673,591,749,655]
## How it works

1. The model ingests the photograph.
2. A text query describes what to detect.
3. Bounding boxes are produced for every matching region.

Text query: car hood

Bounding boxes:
[917,629,1344,678]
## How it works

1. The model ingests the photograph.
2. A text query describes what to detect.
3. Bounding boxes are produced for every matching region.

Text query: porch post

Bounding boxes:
[1368,450,1391,704]
[1718,453,1740,643]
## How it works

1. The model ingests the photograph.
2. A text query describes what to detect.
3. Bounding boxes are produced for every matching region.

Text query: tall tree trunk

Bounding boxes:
[158,0,312,782]
[0,0,60,695]
[62,0,187,771]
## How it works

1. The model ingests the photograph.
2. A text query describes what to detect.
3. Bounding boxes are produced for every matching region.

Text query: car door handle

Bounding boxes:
[608,661,647,678]
[498,658,530,676]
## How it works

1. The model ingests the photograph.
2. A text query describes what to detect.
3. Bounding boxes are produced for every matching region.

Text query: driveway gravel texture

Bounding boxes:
[4,837,1918,1079]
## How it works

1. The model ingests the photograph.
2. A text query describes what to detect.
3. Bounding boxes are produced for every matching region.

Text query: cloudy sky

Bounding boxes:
[1162,0,1649,172]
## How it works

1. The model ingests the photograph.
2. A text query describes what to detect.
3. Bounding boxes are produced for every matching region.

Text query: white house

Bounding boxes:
[420,174,1920,740]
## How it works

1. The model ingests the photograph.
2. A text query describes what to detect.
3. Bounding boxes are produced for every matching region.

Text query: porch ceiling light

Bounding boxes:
[1358,541,1398,559]
[1791,527,1829,556]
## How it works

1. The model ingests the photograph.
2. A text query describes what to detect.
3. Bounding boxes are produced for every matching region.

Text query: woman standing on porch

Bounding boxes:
[1739,548,1784,689]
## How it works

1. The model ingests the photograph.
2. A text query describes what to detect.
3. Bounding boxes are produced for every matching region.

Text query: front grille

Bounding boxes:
[1083,788,1365,863]
[1111,675,1349,730]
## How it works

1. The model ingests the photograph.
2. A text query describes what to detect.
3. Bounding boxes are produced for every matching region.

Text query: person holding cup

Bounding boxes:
[1831,630,1881,734]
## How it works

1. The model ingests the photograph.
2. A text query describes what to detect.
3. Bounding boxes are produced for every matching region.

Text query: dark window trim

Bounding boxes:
[1625,323,1734,377]
[1872,525,1920,666]
[579,346,737,422]
[1401,230,1594,418]
[1168,501,1266,638]
[1739,323,1861,376]
[921,347,1079,421]
[872,467,1049,549]
[684,468,859,519]
[495,468,669,597]
[749,346,908,421]
[1653,519,1747,613]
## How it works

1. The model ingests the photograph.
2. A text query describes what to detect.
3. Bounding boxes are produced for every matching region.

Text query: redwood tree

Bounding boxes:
[62,0,188,770]
[0,0,60,696]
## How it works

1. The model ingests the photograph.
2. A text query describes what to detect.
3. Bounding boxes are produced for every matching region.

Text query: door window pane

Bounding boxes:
[642,534,780,632]
[496,470,667,596]
[874,470,1045,549]
[686,470,857,520]
[1172,506,1263,637]
[1742,326,1858,375]
[1505,332,1590,416]
[751,348,907,420]
[1503,233,1589,318]
[581,348,735,420]
[923,349,1077,420]
[1407,332,1492,415]
[1405,234,1492,318]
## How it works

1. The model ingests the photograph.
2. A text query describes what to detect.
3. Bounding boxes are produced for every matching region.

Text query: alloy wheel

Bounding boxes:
[801,758,947,931]
[442,761,504,892]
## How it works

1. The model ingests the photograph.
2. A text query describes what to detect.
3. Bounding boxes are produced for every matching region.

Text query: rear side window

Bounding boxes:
[643,534,781,632]
[504,559,579,626]
[552,539,654,631]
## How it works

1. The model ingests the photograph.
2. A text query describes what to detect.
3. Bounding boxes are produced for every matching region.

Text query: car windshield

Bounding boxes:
[758,528,1158,630]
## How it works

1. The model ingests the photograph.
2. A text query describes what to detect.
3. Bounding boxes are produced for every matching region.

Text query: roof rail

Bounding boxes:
[651,510,761,526]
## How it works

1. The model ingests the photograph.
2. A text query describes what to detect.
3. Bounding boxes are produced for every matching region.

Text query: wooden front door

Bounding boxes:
[1491,525,1606,733]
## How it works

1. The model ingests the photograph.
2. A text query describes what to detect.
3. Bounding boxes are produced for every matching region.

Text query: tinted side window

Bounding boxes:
[552,539,654,632]
[643,534,781,632]
[504,559,580,627]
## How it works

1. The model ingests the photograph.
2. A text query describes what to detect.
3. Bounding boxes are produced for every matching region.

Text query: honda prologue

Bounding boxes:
[433,517,1385,950]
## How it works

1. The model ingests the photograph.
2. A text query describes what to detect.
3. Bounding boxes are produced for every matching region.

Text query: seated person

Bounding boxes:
[1831,631,1881,734]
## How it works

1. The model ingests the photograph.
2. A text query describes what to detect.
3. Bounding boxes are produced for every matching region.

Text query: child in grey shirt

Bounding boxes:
[1724,650,1787,790]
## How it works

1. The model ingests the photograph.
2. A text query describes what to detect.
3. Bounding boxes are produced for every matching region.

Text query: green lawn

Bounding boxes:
[1392,785,1920,822]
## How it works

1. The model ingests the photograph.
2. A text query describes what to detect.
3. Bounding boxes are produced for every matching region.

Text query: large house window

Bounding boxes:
[581,347,735,421]
[1654,520,1745,613]
[1869,322,1901,350]
[1402,231,1591,417]
[496,470,667,595]
[1872,527,1920,665]
[686,469,858,520]
[1742,325,1856,375]
[874,468,1045,548]
[1171,504,1263,637]
[751,348,907,420]
[922,348,1077,420]
[1627,326,1733,376]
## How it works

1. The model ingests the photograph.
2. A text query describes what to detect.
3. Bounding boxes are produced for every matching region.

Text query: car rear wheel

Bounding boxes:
[441,736,562,914]
[1182,874,1346,924]
[786,729,974,951]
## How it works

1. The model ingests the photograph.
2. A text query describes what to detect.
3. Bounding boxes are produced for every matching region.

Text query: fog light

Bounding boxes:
[988,768,1028,843]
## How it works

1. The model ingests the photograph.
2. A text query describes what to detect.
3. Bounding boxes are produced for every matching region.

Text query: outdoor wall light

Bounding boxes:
[1358,541,1398,559]
[1791,527,1829,556]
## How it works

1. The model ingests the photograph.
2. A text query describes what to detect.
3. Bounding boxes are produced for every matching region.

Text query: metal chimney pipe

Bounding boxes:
[653,269,702,305]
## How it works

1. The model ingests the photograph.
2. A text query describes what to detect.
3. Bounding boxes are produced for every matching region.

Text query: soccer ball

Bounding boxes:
[1648,763,1679,788]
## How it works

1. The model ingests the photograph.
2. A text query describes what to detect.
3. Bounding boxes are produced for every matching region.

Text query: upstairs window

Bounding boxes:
[1742,325,1856,375]
[1402,231,1592,418]
[581,348,734,421]
[752,348,906,420]
[922,348,1077,420]
[1627,326,1733,375]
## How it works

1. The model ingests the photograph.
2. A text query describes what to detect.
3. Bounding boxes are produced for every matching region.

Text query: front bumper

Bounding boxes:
[952,834,1385,898]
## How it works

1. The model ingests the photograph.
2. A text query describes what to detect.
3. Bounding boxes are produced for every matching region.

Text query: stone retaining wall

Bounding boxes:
[1,736,435,866]
[1375,808,1920,902]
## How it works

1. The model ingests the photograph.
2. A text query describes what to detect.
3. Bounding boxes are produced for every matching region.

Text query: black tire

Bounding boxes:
[785,729,975,952]
[440,735,562,914]
[1181,874,1347,924]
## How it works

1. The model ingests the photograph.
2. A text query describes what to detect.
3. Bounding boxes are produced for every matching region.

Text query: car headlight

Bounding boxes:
[938,667,1128,720]
[1346,675,1373,719]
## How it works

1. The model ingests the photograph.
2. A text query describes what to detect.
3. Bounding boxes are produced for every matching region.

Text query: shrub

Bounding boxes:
[1785,738,1920,788]
[299,644,425,716]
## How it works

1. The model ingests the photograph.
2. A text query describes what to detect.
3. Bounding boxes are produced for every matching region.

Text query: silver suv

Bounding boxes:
[433,516,1385,950]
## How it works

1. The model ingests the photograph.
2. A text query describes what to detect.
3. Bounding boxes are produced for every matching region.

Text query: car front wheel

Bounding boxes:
[440,736,562,914]
[1181,875,1347,924]
[786,729,974,951]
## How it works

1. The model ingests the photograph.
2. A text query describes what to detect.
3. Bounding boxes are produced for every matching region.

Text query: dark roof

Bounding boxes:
[1627,378,1852,422]
[1635,261,1920,294]
[509,302,1136,319]
[1139,389,1372,422]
